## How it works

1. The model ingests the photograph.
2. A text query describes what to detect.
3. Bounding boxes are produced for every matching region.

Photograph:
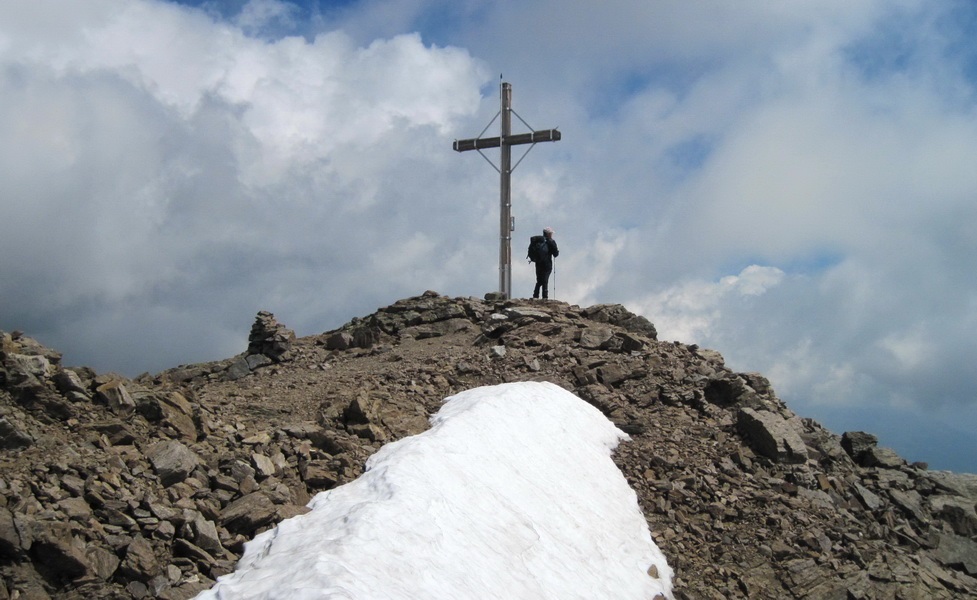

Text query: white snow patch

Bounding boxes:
[196,381,674,599]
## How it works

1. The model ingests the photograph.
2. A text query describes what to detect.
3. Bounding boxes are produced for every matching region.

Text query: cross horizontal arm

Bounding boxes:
[453,137,501,152]
[509,129,561,146]
[453,128,561,152]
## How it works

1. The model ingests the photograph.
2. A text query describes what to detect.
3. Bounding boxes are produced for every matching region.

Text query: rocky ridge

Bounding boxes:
[2,291,977,599]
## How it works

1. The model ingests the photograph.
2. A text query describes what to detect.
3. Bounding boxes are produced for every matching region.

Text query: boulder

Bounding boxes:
[932,533,977,576]
[704,376,757,408]
[324,332,354,350]
[95,380,136,415]
[300,461,339,489]
[57,497,92,522]
[931,495,977,536]
[861,445,906,469]
[245,354,273,370]
[853,483,883,511]
[9,354,52,378]
[146,440,200,487]
[841,431,878,464]
[189,512,224,555]
[251,453,278,480]
[0,507,21,558]
[889,488,927,523]
[577,327,614,350]
[158,392,198,441]
[504,307,552,322]
[581,304,658,339]
[29,521,91,581]
[52,368,88,397]
[226,357,252,380]
[0,417,33,449]
[119,535,160,582]
[137,392,197,441]
[86,545,121,580]
[220,492,278,535]
[737,408,808,463]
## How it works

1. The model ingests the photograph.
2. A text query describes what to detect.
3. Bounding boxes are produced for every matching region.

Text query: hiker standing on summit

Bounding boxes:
[528,227,559,299]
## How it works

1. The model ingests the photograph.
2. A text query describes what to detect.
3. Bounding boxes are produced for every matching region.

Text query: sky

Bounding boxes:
[196,382,674,600]
[2,0,977,471]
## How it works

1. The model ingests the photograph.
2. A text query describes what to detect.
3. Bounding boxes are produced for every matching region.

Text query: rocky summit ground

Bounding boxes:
[3,291,977,599]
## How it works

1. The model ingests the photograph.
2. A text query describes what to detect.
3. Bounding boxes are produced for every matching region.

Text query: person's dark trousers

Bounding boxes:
[534,264,552,299]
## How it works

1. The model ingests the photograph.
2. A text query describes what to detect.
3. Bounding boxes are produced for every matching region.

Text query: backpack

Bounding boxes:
[527,235,548,263]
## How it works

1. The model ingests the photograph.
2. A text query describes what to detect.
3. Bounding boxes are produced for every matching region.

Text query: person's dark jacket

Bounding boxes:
[537,238,559,271]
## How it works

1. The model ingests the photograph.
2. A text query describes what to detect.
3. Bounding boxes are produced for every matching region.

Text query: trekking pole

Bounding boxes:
[553,257,557,299]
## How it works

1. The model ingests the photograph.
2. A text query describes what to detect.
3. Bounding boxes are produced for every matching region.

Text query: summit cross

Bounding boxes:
[453,81,561,299]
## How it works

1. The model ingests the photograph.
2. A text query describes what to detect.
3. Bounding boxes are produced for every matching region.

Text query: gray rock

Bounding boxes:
[862,446,905,469]
[581,303,658,339]
[695,348,726,367]
[245,353,273,370]
[0,417,33,449]
[737,407,808,463]
[616,332,646,353]
[930,495,977,536]
[86,545,121,580]
[136,391,197,441]
[120,535,160,582]
[159,393,198,441]
[932,533,977,576]
[127,580,149,598]
[853,483,883,511]
[173,537,217,569]
[324,332,354,350]
[889,488,927,523]
[597,364,628,387]
[841,431,878,464]
[225,357,252,380]
[504,307,552,322]
[228,459,256,483]
[350,326,379,349]
[703,376,757,408]
[220,492,277,534]
[190,513,224,555]
[301,461,339,489]
[924,471,977,498]
[52,368,88,396]
[146,440,200,487]
[9,353,51,378]
[251,453,277,479]
[344,392,380,425]
[95,380,136,415]
[577,327,614,349]
[57,497,92,521]
[0,506,21,558]
[29,521,91,581]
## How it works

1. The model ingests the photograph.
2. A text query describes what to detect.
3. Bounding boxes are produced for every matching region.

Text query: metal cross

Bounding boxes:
[453,81,561,299]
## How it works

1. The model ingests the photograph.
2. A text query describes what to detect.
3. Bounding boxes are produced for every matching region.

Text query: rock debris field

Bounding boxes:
[3,291,977,599]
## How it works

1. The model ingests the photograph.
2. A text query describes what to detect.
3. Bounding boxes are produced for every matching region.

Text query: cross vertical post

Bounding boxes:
[499,82,513,298]
[453,81,561,299]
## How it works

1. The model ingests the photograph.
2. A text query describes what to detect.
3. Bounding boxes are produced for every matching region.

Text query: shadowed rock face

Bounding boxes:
[2,291,976,599]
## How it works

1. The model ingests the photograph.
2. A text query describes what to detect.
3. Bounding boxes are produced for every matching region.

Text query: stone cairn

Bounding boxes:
[224,311,296,380]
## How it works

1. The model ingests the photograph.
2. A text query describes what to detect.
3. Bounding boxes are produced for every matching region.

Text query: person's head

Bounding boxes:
[543,227,554,239]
